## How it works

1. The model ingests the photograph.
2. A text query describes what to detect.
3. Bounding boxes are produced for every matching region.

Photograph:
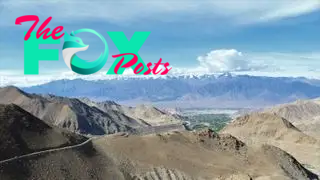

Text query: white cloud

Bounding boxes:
[258,1,320,21]
[170,50,320,77]
[1,0,319,26]
[197,49,255,72]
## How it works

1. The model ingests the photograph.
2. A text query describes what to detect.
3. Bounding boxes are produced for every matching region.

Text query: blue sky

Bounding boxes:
[0,0,320,86]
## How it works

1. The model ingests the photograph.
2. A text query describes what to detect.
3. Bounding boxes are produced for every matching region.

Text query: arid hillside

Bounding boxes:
[1,130,317,180]
[223,112,318,144]
[0,87,319,179]
[0,104,86,160]
[81,98,184,126]
[223,112,320,176]
[0,87,183,135]
[265,99,320,138]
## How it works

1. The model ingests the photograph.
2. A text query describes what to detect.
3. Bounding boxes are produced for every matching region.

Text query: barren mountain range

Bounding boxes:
[0,86,319,179]
[0,86,183,135]
[0,124,317,180]
[22,75,320,108]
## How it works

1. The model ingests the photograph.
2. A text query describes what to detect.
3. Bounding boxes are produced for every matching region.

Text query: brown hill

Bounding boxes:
[0,140,123,180]
[222,112,318,144]
[0,131,317,180]
[93,131,317,180]
[222,112,320,176]
[265,99,320,138]
[0,104,86,161]
[80,98,184,126]
[0,86,151,135]
[266,99,320,122]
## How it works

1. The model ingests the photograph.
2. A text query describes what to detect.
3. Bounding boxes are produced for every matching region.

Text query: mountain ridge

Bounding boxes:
[0,103,87,161]
[0,88,319,179]
[222,111,320,176]
[0,86,183,135]
[22,75,320,108]
[264,98,320,138]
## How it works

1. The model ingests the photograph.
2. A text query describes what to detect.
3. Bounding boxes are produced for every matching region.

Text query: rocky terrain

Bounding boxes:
[94,130,319,180]
[0,86,183,135]
[80,98,183,126]
[265,99,320,138]
[0,129,317,180]
[223,112,320,176]
[0,104,86,161]
[223,112,319,144]
[0,86,319,179]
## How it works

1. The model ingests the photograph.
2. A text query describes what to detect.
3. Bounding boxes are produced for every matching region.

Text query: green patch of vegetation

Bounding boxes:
[183,114,231,132]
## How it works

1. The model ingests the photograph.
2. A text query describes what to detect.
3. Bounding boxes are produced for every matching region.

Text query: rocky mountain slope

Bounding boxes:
[0,139,115,180]
[222,112,320,176]
[81,98,183,126]
[0,130,317,180]
[0,86,183,135]
[0,86,319,179]
[265,99,320,138]
[0,104,86,161]
[223,112,318,144]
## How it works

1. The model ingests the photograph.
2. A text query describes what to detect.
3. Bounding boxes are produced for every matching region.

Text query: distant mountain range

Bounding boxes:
[0,87,183,135]
[22,74,320,108]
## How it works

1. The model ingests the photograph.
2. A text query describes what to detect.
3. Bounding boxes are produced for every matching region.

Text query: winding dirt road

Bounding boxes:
[0,138,93,165]
[0,123,185,165]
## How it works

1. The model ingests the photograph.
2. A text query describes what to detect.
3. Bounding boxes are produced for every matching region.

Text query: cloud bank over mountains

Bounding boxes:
[1,48,320,87]
[197,49,264,72]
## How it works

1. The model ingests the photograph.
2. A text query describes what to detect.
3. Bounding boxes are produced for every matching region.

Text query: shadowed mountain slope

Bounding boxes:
[0,104,86,161]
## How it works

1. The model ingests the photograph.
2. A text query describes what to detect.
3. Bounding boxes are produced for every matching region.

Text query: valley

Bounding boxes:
[0,86,319,179]
[182,112,233,132]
